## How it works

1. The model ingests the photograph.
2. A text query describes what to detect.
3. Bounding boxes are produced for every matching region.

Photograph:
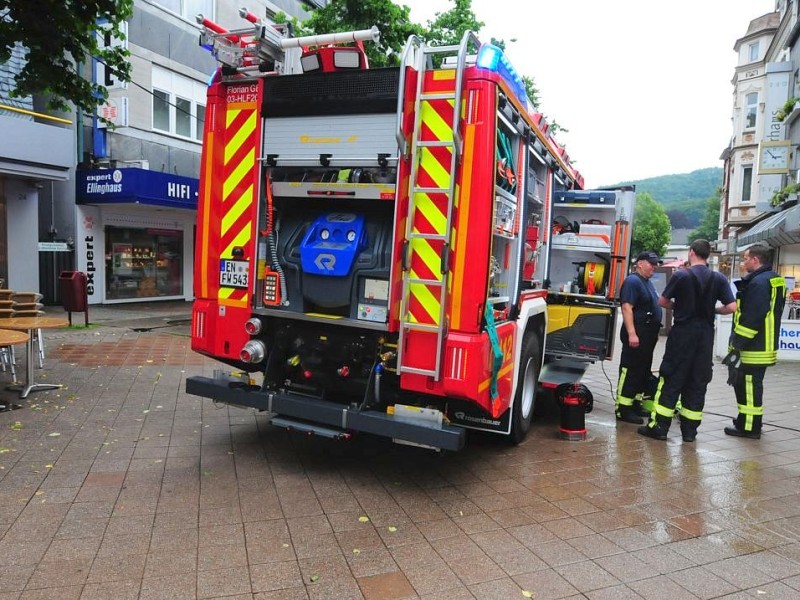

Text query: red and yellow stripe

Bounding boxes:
[407,76,457,326]
[218,102,257,307]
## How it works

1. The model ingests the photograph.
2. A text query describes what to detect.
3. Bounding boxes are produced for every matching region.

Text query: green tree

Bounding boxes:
[0,0,133,114]
[426,0,483,47]
[631,192,670,257]
[297,0,422,67]
[688,192,722,242]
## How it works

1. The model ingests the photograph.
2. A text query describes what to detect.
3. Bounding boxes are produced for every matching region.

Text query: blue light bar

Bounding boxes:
[476,44,529,111]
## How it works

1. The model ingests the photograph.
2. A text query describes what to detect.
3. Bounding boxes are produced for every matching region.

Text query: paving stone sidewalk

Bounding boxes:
[0,302,799,599]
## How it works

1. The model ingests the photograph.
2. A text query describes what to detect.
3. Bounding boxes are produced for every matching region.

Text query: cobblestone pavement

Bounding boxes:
[1,302,800,599]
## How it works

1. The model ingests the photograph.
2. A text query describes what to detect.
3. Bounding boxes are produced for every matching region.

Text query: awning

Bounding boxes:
[75,168,198,210]
[737,205,800,249]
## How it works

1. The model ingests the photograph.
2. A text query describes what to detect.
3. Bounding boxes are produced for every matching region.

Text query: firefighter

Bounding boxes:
[615,251,663,424]
[723,242,786,439]
[638,240,736,442]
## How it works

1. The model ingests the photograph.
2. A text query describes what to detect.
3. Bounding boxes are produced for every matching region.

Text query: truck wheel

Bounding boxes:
[510,333,540,445]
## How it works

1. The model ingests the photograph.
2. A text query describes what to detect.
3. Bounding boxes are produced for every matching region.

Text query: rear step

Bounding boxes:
[269,417,352,440]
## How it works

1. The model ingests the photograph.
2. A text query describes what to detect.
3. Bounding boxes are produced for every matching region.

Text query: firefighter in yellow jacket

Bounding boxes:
[724,242,786,439]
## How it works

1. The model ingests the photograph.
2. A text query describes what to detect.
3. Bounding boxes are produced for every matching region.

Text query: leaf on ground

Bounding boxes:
[352,548,360,555]
[10,422,22,431]
[309,575,320,583]
[387,526,398,533]
[47,432,61,437]
[358,516,370,523]
[522,591,534,598]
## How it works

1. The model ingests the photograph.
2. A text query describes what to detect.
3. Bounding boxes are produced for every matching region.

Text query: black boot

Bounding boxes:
[637,424,667,440]
[616,407,643,425]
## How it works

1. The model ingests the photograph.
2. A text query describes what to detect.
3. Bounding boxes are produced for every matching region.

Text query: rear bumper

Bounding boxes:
[186,376,466,451]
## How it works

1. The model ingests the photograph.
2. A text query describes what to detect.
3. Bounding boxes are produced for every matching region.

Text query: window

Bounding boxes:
[176,96,192,137]
[152,66,206,140]
[151,0,214,20]
[745,92,758,130]
[153,90,170,131]
[195,104,206,140]
[749,42,760,62]
[742,166,753,202]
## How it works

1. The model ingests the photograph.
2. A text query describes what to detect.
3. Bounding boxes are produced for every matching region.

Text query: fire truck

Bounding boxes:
[186,11,635,451]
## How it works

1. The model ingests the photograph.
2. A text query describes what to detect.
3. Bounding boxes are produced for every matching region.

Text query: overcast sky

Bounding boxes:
[397,0,777,188]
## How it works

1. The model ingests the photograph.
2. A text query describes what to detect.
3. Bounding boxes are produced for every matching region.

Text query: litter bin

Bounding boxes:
[59,271,89,326]
[556,383,594,441]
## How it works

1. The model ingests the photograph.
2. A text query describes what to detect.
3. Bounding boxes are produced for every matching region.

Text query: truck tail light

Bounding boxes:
[240,340,266,364]
[244,317,262,335]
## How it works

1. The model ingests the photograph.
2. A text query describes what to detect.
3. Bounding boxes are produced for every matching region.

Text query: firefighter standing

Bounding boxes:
[615,251,663,424]
[639,240,736,442]
[724,242,785,439]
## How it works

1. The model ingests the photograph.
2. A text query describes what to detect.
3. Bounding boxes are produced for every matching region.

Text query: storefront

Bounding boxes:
[75,168,198,304]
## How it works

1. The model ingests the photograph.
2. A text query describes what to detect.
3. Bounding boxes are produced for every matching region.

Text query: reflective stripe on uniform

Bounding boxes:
[740,373,762,431]
[678,405,702,422]
[616,367,635,407]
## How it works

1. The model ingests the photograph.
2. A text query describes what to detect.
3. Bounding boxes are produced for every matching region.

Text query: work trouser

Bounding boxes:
[645,319,714,435]
[615,321,660,417]
[732,365,766,433]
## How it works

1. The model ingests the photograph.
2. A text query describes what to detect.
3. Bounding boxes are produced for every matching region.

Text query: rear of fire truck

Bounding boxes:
[186,11,634,451]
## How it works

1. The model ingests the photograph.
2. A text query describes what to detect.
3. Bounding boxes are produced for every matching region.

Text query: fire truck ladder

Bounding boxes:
[396,31,481,380]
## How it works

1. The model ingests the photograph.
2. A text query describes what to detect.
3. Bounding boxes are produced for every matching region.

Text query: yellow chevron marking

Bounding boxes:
[222,222,252,259]
[408,282,440,325]
[223,147,255,201]
[418,146,452,193]
[478,361,514,393]
[421,99,454,142]
[409,238,443,283]
[221,183,253,236]
[218,293,248,307]
[412,191,447,235]
[224,110,256,165]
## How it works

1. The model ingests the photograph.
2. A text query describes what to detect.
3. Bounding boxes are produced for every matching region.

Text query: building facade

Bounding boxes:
[722,1,800,290]
[1,0,323,304]
[0,44,73,294]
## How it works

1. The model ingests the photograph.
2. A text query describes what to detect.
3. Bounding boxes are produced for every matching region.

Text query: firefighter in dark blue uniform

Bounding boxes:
[724,242,786,439]
[639,240,736,442]
[615,251,663,424]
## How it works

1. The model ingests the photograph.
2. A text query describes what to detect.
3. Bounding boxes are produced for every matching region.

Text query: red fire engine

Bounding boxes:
[186,12,635,451]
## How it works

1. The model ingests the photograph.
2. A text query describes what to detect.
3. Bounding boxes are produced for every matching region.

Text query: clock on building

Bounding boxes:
[758,140,791,174]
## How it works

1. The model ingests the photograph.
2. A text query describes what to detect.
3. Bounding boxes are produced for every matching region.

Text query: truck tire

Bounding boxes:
[510,333,540,444]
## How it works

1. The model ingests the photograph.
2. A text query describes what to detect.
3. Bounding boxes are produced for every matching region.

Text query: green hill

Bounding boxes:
[604,167,723,228]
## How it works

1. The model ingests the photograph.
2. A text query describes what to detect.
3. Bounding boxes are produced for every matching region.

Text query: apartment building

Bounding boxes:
[722,0,800,288]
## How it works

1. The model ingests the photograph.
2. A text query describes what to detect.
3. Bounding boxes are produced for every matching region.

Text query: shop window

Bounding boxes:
[105,227,184,300]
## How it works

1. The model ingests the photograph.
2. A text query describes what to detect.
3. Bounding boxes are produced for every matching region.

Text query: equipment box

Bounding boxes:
[554,191,616,205]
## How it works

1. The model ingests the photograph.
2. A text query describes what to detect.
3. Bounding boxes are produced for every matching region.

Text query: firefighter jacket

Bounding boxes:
[730,265,786,366]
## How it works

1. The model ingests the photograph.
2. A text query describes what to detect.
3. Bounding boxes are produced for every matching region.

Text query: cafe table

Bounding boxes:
[2,316,68,399]
[0,328,29,410]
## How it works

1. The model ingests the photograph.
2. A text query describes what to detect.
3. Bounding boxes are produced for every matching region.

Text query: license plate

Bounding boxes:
[219,260,249,288]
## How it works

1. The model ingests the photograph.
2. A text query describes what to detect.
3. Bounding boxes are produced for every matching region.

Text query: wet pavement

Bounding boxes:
[1,301,800,599]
